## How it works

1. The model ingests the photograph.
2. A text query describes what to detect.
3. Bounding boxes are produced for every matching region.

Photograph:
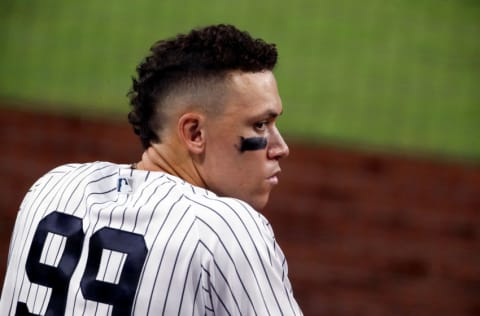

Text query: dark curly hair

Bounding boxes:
[127,24,278,149]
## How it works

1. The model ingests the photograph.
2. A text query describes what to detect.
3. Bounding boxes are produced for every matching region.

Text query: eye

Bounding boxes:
[254,121,268,132]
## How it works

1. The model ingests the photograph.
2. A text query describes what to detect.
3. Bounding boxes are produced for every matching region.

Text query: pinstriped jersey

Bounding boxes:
[0,162,302,315]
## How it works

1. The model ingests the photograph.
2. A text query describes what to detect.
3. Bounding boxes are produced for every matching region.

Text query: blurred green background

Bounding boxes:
[1,0,479,159]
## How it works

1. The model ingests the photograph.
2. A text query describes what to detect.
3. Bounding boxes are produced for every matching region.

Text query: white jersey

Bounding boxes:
[0,162,302,315]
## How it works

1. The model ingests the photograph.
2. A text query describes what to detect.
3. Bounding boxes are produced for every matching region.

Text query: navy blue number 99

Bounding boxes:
[16,211,147,316]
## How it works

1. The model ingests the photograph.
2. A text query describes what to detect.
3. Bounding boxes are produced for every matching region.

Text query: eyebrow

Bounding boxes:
[248,108,283,123]
[261,109,283,119]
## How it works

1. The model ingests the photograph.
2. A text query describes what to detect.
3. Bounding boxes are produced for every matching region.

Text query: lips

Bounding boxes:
[267,169,281,185]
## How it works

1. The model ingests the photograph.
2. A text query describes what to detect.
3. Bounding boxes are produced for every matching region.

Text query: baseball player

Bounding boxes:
[0,24,303,315]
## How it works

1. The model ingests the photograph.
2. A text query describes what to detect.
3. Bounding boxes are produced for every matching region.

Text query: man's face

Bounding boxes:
[200,71,289,210]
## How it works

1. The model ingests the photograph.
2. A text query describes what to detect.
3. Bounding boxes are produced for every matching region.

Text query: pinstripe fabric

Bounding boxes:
[0,162,302,315]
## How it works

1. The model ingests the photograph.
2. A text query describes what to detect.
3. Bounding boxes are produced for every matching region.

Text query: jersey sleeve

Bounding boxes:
[195,197,303,316]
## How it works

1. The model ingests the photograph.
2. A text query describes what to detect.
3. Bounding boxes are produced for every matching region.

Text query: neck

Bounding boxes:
[135,144,206,188]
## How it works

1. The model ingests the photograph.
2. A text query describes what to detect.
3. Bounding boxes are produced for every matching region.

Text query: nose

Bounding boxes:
[267,127,289,160]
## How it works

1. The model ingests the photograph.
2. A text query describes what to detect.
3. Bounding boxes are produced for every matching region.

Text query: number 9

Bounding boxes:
[16,212,147,316]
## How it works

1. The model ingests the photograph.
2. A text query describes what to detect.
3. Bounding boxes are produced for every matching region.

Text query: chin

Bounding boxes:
[249,195,270,211]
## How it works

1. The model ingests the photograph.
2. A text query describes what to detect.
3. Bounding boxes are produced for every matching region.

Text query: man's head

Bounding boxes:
[128,24,278,148]
[128,24,289,210]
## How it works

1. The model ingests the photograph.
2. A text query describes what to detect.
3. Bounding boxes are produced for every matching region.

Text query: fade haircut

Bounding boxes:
[127,24,278,149]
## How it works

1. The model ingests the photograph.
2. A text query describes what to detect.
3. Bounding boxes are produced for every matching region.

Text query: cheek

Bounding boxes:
[211,149,263,183]
[205,133,267,179]
[236,152,268,182]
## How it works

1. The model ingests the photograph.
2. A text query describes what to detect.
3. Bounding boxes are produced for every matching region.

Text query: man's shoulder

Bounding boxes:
[183,191,271,238]
[29,161,124,194]
[184,190,257,219]
[42,161,121,177]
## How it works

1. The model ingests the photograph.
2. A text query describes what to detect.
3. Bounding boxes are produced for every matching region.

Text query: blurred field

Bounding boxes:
[1,0,479,159]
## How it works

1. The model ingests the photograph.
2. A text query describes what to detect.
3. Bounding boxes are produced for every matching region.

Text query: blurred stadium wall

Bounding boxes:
[1,1,479,315]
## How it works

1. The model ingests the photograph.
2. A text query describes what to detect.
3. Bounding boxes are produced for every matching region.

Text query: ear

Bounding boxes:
[178,112,205,155]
